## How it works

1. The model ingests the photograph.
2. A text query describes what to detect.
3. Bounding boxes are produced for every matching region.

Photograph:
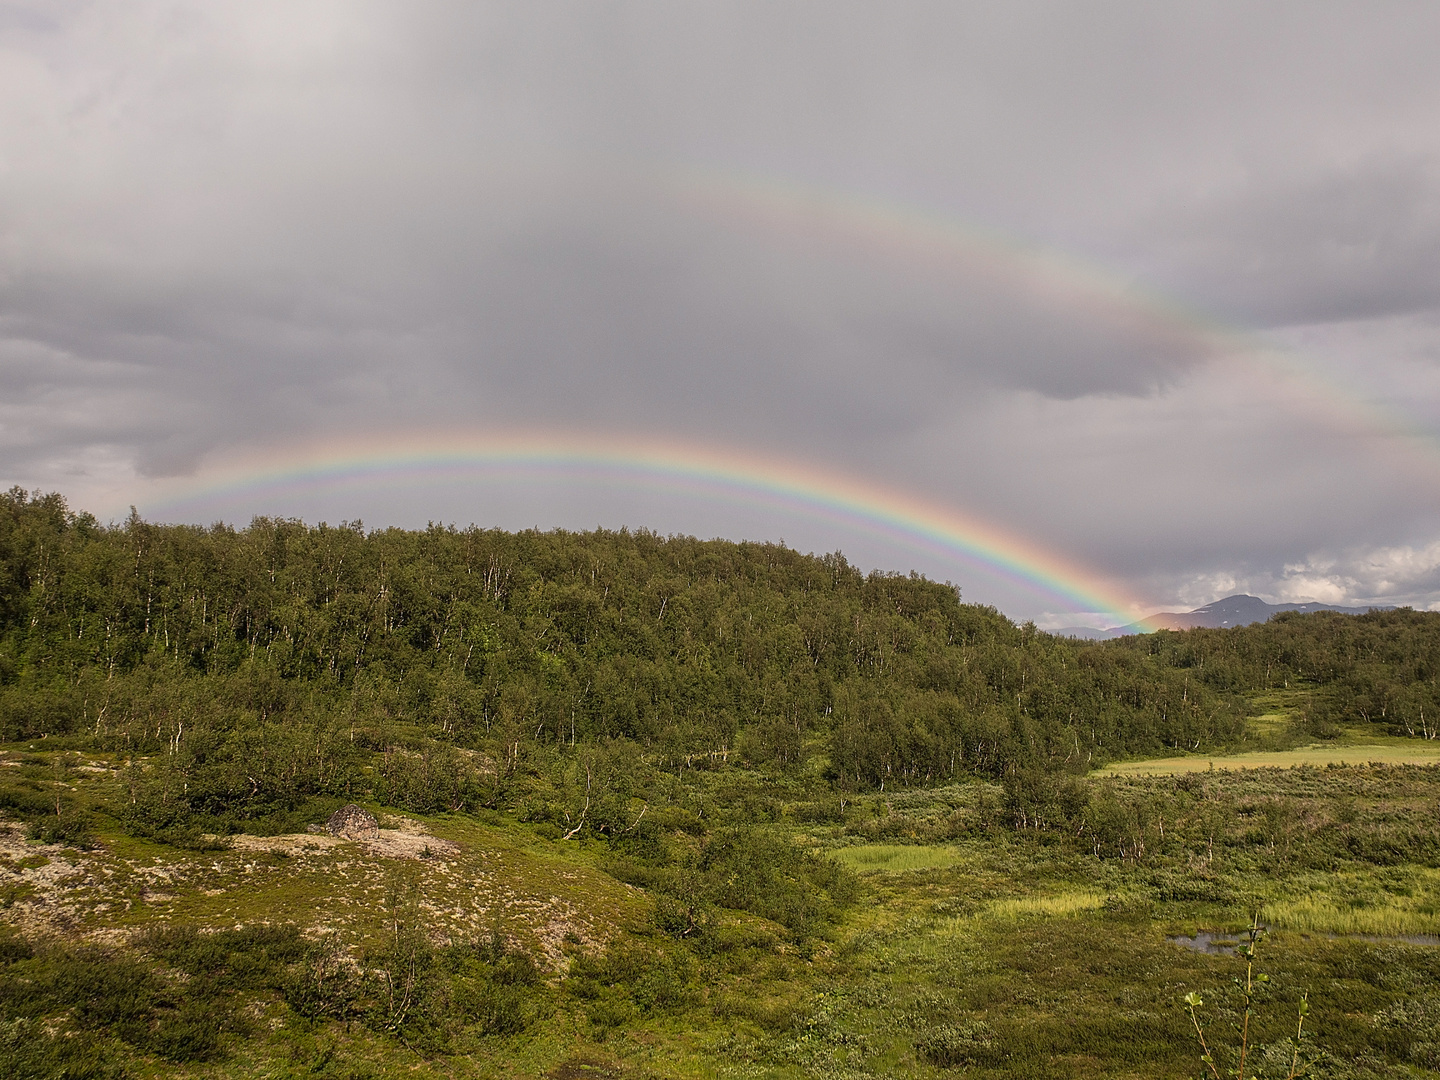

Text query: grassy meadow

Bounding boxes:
[1097,695,1440,775]
[7,739,1440,1079]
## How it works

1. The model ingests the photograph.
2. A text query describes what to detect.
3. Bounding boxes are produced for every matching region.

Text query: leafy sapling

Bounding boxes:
[1183,914,1318,1080]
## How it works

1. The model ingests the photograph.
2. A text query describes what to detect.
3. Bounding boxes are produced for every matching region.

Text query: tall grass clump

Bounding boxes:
[830,844,967,874]
[987,891,1105,919]
[1261,897,1440,937]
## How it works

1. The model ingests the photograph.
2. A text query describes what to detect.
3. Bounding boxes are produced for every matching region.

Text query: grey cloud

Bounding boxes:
[5,2,1440,619]
[1135,159,1440,327]
[1,161,1218,484]
[1134,539,1440,615]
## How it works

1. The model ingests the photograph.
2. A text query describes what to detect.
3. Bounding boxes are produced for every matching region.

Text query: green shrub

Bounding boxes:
[285,936,360,1021]
[0,1017,128,1080]
[451,978,532,1037]
[24,810,97,849]
[698,828,859,940]
[140,922,306,992]
[440,932,543,1037]
[150,999,227,1063]
[629,952,694,1014]
[0,781,55,819]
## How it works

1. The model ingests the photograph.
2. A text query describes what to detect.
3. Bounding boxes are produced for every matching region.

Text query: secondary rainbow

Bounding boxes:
[150,431,1151,628]
[665,164,1440,472]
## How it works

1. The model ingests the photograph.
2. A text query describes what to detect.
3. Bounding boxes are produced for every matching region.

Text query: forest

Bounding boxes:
[4,486,1440,1079]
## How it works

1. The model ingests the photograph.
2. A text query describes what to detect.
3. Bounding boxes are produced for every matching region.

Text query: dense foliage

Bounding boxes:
[0,489,1239,793]
[3,487,1440,840]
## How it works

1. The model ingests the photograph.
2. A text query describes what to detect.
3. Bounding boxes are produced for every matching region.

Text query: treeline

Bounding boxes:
[5,486,1440,828]
[0,488,1241,817]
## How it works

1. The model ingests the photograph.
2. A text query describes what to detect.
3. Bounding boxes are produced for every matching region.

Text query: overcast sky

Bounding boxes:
[4,1,1440,626]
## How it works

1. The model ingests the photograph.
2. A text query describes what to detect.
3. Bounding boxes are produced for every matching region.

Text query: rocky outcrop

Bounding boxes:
[325,804,380,840]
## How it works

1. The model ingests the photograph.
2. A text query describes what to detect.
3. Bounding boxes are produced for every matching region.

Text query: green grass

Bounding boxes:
[985,890,1106,920]
[1263,896,1440,937]
[830,843,968,873]
[1099,704,1440,775]
[1247,711,1294,742]
[1259,867,1440,937]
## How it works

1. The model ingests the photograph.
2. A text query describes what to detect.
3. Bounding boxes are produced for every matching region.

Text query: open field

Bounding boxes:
[1095,740,1440,775]
[1098,706,1440,774]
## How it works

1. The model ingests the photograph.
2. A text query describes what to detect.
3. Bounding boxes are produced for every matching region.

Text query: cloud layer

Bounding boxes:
[4,2,1440,621]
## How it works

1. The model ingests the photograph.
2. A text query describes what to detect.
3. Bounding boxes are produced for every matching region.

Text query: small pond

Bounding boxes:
[1168,931,1440,954]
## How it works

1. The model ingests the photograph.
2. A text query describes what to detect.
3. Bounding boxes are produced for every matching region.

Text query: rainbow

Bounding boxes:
[136,168,1440,631]
[148,431,1154,629]
[671,164,1228,351]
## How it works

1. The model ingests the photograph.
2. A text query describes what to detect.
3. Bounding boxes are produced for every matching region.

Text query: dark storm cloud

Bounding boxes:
[5,1,1440,616]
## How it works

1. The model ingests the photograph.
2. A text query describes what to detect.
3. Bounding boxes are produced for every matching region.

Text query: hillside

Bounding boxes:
[0,488,1248,808]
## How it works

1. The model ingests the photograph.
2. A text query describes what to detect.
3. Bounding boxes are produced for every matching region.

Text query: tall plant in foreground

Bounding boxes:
[1183,915,1318,1080]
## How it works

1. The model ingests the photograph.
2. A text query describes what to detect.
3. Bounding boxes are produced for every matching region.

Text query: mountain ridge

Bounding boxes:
[1055,593,1393,639]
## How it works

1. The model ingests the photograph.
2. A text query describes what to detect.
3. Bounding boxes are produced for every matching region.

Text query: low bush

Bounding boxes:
[699,828,859,940]
[24,809,97,849]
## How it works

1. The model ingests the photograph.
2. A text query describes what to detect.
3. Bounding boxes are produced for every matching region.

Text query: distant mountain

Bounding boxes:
[1050,624,1138,640]
[1053,594,1392,639]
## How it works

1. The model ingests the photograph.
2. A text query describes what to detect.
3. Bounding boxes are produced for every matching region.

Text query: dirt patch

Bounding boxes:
[230,834,348,855]
[534,911,601,969]
[0,824,91,935]
[229,820,459,861]
[362,829,458,860]
[368,814,461,860]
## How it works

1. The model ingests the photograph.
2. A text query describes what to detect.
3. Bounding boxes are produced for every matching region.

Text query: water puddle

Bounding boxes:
[1168,932,1242,955]
[1169,931,1440,954]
